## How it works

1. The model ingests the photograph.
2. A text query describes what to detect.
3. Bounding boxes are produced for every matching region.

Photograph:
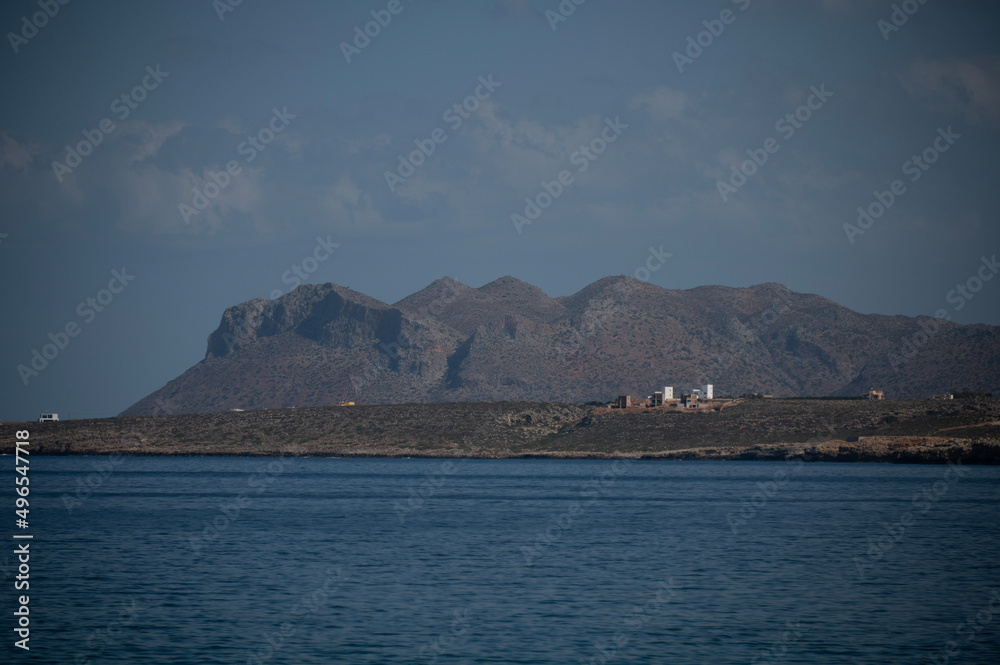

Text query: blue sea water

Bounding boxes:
[4,456,1000,664]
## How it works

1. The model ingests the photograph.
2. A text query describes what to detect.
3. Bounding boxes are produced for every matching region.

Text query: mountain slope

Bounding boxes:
[120,277,1000,415]
[393,275,568,336]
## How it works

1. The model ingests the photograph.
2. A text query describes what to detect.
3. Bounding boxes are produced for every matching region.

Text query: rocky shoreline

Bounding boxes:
[3,398,999,464]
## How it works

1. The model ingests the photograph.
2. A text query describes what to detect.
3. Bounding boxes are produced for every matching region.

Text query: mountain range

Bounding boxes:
[121,276,1000,415]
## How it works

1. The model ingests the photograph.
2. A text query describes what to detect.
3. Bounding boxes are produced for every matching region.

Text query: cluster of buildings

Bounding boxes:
[613,384,713,410]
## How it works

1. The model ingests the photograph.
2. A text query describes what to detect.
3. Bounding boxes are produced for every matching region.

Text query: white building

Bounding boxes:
[701,384,713,399]
[38,412,59,422]
[662,386,673,400]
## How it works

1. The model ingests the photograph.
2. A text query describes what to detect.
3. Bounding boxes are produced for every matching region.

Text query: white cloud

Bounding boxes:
[0,118,298,238]
[321,176,385,233]
[628,87,689,123]
[345,132,391,155]
[216,116,244,135]
[899,56,1000,128]
[115,120,186,163]
[0,132,39,172]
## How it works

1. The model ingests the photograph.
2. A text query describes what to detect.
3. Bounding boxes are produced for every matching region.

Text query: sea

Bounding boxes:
[6,456,1000,664]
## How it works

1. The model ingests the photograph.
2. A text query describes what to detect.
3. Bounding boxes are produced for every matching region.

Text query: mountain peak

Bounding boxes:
[120,275,1000,415]
[479,275,539,291]
[557,275,663,314]
[432,276,469,289]
[285,282,389,309]
[393,277,472,317]
[478,275,555,300]
[204,282,390,360]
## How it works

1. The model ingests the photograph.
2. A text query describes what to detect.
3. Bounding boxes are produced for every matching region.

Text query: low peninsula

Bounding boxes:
[3,397,999,464]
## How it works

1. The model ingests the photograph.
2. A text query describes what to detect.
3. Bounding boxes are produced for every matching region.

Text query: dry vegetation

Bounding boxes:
[4,398,999,464]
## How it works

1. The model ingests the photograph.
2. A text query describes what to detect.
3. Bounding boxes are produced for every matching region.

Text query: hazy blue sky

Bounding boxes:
[1,0,998,420]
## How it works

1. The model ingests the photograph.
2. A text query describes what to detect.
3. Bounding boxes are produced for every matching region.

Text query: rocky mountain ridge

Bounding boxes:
[121,276,1000,415]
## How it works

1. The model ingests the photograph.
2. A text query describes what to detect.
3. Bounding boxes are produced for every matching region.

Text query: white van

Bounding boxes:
[38,413,59,422]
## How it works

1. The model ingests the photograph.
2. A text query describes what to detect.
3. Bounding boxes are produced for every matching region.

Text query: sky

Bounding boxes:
[1,0,998,421]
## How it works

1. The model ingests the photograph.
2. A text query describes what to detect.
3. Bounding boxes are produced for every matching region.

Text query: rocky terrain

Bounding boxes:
[6,398,998,464]
[120,277,1000,416]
